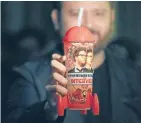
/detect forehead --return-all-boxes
[62,1,111,11]
[79,50,86,54]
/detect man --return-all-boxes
[68,47,87,73]
[7,1,141,123]
[86,49,94,73]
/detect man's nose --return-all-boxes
[81,12,93,30]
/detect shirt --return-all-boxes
[68,66,90,73]
[74,67,87,73]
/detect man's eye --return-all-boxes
[94,12,105,16]
[69,10,79,17]
[71,12,79,16]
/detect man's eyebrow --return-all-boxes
[68,8,108,13]
[92,8,108,12]
[68,8,79,12]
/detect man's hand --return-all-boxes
[45,53,68,96]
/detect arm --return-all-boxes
[6,53,68,123]
[6,78,65,123]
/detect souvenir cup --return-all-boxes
[57,8,99,116]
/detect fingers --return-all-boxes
[49,53,68,96]
[45,85,68,95]
[52,72,68,86]
[52,54,66,63]
[51,53,66,76]
[51,60,66,75]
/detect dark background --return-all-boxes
[1,1,141,123]
[2,2,141,64]
[1,2,141,42]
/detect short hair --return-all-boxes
[73,47,86,60]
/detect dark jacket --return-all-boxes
[6,38,141,123]
[68,67,92,73]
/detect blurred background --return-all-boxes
[1,1,141,123]
[2,2,141,63]
[1,2,141,64]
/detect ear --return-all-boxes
[51,9,59,30]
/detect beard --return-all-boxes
[89,28,112,54]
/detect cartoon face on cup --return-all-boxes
[86,49,93,71]
[75,50,87,66]
[68,45,94,73]
[70,47,87,72]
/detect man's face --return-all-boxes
[75,50,87,66]
[60,1,114,53]
[87,52,93,65]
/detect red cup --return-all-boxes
[63,26,96,110]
